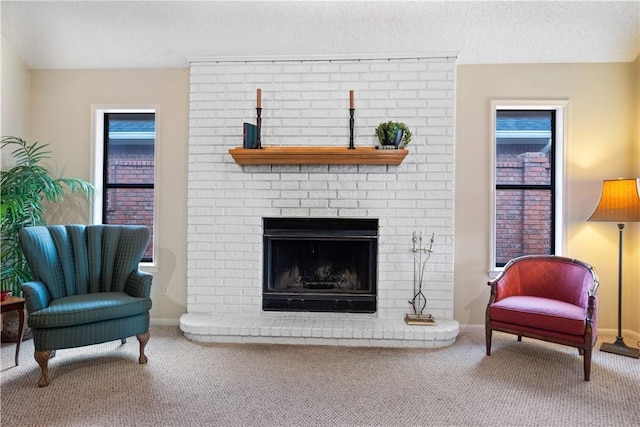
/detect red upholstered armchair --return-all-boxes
[485,255,599,381]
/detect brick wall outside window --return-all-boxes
[496,152,551,265]
[105,146,154,259]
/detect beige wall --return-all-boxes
[1,34,30,167]
[456,62,638,334]
[28,69,190,323]
[17,61,640,334]
[631,55,640,334]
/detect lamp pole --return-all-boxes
[599,223,639,358]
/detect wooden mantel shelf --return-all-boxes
[229,146,408,166]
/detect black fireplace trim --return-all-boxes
[264,217,378,235]
[263,294,376,313]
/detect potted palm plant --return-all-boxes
[1,136,94,340]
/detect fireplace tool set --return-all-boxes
[405,231,436,325]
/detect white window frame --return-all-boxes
[91,105,159,271]
[489,100,568,276]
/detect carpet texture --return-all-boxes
[1,326,639,426]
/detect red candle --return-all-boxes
[349,90,354,109]
[257,88,262,108]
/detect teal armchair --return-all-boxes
[19,224,152,387]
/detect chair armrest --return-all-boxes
[586,294,597,322]
[20,281,51,313]
[487,265,519,303]
[586,271,599,326]
[124,270,153,298]
[588,270,600,297]
[487,278,498,305]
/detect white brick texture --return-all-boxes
[182,55,458,346]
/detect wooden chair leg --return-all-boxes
[485,327,492,356]
[121,338,127,345]
[34,350,54,387]
[583,347,592,381]
[136,331,150,364]
[517,335,522,342]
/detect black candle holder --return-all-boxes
[348,108,355,149]
[256,107,262,149]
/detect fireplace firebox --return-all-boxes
[263,218,378,313]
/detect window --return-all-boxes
[92,109,156,262]
[491,102,566,270]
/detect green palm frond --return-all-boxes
[1,136,95,296]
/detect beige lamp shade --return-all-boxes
[587,178,640,223]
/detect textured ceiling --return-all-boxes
[2,1,639,69]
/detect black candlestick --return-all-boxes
[256,108,262,149]
[349,108,355,149]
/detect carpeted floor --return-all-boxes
[1,326,639,426]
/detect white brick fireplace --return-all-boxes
[180,54,459,347]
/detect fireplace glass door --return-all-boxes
[263,218,377,313]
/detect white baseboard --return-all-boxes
[597,328,640,346]
[150,318,180,327]
[627,329,640,344]
[459,324,484,334]
[460,324,640,349]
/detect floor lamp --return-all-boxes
[587,178,640,358]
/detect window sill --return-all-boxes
[488,269,502,280]
[139,262,158,274]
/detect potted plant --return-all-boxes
[1,136,95,301]
[375,121,412,148]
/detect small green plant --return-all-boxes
[375,121,412,148]
[1,136,95,296]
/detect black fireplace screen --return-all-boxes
[263,218,378,313]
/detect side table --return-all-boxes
[1,296,26,366]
